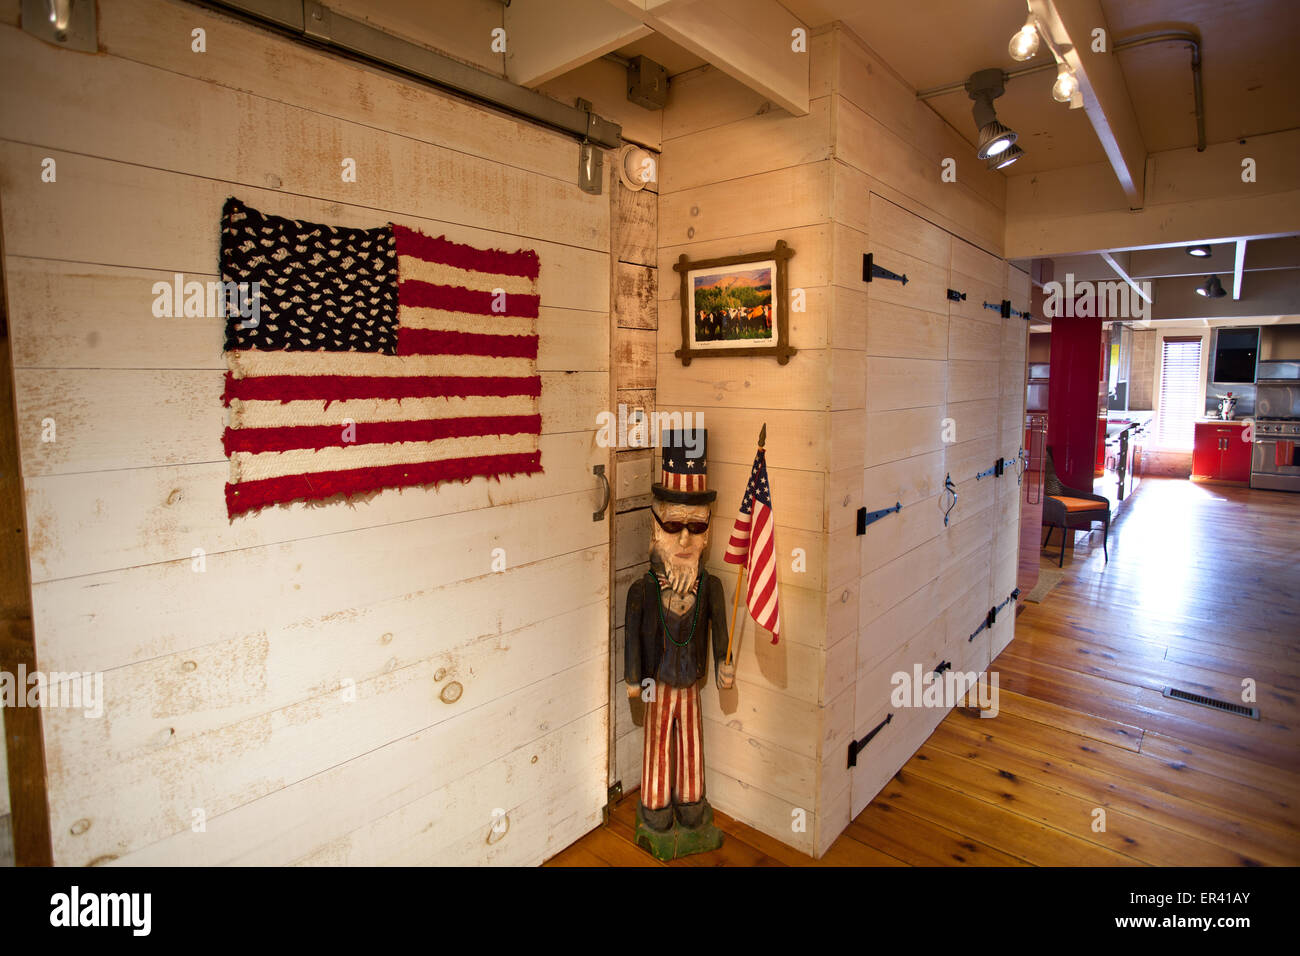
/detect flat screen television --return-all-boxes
[1212,328,1259,383]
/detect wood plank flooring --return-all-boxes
[547,477,1300,866]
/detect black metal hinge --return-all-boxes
[947,288,966,302]
[933,660,952,676]
[969,588,1021,641]
[847,713,893,768]
[863,253,908,285]
[857,501,901,534]
[975,458,1006,480]
[982,301,1002,315]
[1001,299,1012,319]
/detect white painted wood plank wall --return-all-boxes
[0,0,611,866]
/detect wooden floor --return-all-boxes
[548,477,1300,866]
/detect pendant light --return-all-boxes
[1051,64,1079,103]
[1008,15,1040,61]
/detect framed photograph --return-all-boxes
[673,240,796,365]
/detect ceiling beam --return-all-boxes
[505,0,652,88]
[1100,251,1153,306]
[605,0,810,115]
[1232,239,1247,301]
[1029,0,1147,207]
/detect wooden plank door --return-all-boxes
[0,1,612,866]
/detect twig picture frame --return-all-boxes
[673,240,796,365]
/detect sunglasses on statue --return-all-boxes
[651,509,711,536]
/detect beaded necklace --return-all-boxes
[646,571,702,647]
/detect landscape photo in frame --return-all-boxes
[673,240,796,365]
[687,260,776,350]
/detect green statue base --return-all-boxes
[634,800,724,861]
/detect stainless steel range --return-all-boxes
[1252,361,1300,491]
[1252,419,1300,491]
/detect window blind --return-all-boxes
[1156,338,1203,449]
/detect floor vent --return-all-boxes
[1162,686,1260,720]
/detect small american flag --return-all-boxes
[220,198,543,518]
[723,445,781,643]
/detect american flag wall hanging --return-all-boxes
[220,198,544,518]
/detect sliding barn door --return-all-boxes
[0,0,611,866]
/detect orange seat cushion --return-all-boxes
[1049,495,1107,513]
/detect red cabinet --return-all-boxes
[1192,422,1251,483]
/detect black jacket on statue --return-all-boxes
[625,567,728,690]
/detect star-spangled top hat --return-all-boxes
[652,428,716,505]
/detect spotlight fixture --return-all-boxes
[966,69,1020,161]
[1008,14,1040,61]
[978,120,1017,158]
[987,143,1025,170]
[1195,275,1227,298]
[1186,245,1212,257]
[1051,64,1079,103]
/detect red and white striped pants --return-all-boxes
[641,682,703,810]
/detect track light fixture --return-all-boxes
[1195,275,1227,298]
[1008,14,1040,61]
[1186,245,1212,257]
[1051,64,1079,103]
[987,143,1025,170]
[966,69,1020,162]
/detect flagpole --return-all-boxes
[724,423,765,668]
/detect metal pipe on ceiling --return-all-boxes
[915,29,1205,154]
[1112,30,1205,152]
[195,0,622,149]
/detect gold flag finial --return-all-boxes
[758,423,766,449]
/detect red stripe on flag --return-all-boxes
[222,370,542,405]
[398,279,540,318]
[392,224,540,280]
[397,328,538,359]
[223,414,542,455]
[226,450,543,517]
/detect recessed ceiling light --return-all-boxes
[1187,245,1212,257]
[1195,275,1227,298]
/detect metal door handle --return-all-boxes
[940,474,958,526]
[592,464,610,521]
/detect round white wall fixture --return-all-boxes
[618,144,658,191]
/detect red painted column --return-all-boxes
[1047,315,1103,492]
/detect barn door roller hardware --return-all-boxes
[21,0,96,50]
[975,458,1007,480]
[207,1,623,156]
[856,501,901,534]
[862,253,908,285]
[846,713,893,768]
[939,473,958,526]
[947,288,967,302]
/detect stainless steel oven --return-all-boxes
[1252,418,1300,492]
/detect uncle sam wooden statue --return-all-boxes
[624,428,734,860]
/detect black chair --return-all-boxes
[1041,447,1110,567]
